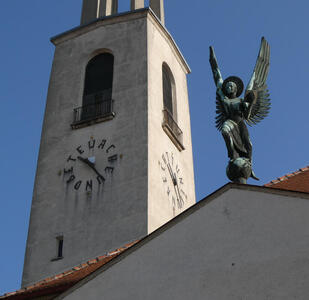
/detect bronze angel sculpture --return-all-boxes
[209,37,270,184]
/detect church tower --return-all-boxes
[22,0,195,286]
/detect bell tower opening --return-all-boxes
[81,53,114,122]
[81,0,164,25]
[162,63,176,119]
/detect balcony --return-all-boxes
[71,92,115,129]
[162,109,185,151]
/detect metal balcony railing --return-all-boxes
[162,108,184,149]
[72,91,114,128]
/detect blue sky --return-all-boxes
[1,0,309,295]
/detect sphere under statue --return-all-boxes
[226,158,252,184]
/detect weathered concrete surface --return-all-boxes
[131,0,144,10]
[23,13,148,287]
[58,187,309,300]
[23,9,195,287]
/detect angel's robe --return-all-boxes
[221,97,252,160]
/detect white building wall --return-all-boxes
[59,187,309,300]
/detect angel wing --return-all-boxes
[245,37,271,126]
[209,46,227,131]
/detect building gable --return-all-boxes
[55,184,309,300]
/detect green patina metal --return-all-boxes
[209,37,271,184]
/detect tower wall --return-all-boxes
[23,12,149,287]
[147,16,195,232]
[22,8,195,287]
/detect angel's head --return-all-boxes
[222,76,244,98]
[225,82,237,97]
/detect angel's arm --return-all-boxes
[209,47,224,98]
[210,47,228,130]
[243,91,257,119]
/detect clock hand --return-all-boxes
[172,172,184,208]
[175,183,184,208]
[173,183,184,209]
[77,156,105,180]
[173,184,182,209]
[78,156,94,167]
[167,162,177,185]
[166,162,173,177]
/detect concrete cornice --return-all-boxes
[50,8,191,74]
[51,8,149,45]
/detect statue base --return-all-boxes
[226,157,252,184]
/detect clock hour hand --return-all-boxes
[77,156,105,180]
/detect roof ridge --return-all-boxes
[264,165,309,187]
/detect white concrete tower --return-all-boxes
[22,0,195,287]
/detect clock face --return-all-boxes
[63,137,118,193]
[158,152,188,215]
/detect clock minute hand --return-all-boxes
[172,172,184,208]
[172,183,182,209]
[167,162,177,185]
[175,181,184,208]
[78,156,94,167]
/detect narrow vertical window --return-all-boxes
[162,64,174,116]
[162,63,184,151]
[51,236,64,261]
[57,236,64,258]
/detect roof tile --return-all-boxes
[265,165,309,193]
[0,241,138,300]
[88,259,97,265]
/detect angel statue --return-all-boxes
[209,37,270,184]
